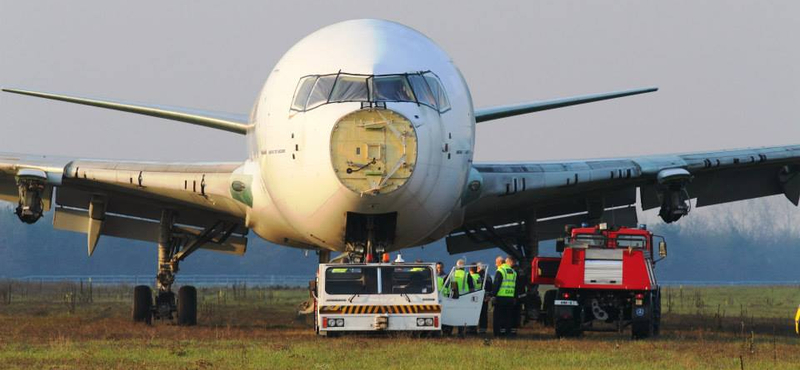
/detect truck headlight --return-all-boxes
[417,318,426,326]
[336,318,344,327]
[425,318,433,326]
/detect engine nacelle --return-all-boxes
[15,169,48,224]
[656,168,692,223]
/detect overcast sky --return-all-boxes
[2,1,800,233]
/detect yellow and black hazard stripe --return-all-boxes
[319,304,441,314]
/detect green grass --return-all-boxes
[0,282,799,369]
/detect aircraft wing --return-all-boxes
[0,152,252,256]
[452,144,800,253]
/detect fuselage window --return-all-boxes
[290,71,449,113]
[330,75,369,102]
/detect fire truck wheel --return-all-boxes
[542,290,557,326]
[631,319,653,339]
[653,290,662,336]
[132,285,152,324]
[555,318,581,338]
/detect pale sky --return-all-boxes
[2,1,800,234]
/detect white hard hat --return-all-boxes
[394,253,405,263]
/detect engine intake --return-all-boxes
[656,168,692,223]
[15,169,48,224]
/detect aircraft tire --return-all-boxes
[177,286,197,326]
[132,285,152,324]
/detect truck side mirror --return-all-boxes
[556,238,565,253]
[658,241,667,258]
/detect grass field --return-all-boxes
[0,282,799,369]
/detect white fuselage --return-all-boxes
[242,20,475,252]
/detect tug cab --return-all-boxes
[312,259,484,336]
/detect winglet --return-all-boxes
[474,87,658,123]
[2,88,253,135]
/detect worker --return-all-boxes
[435,262,449,296]
[469,266,481,291]
[492,255,517,337]
[453,259,475,295]
[477,262,491,334]
[507,257,521,337]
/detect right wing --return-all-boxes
[449,144,800,255]
[0,152,253,256]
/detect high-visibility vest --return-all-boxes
[410,267,424,272]
[331,268,348,273]
[437,275,449,296]
[470,272,481,290]
[497,264,517,298]
[454,269,469,294]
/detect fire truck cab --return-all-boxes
[532,224,667,339]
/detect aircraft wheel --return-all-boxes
[132,285,153,324]
[177,286,197,326]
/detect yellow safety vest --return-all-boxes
[454,269,469,294]
[470,272,481,290]
[437,275,449,296]
[497,264,517,298]
[795,304,800,335]
[331,268,348,273]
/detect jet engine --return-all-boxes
[15,169,48,224]
[656,168,692,223]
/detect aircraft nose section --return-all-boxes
[330,109,418,196]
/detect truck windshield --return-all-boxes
[324,267,379,295]
[572,234,648,249]
[380,266,434,294]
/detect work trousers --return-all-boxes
[493,297,515,337]
[479,300,489,333]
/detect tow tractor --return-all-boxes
[532,224,667,339]
[310,257,484,336]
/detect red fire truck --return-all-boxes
[532,224,667,339]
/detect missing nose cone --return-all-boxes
[330,109,418,195]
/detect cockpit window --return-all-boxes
[407,74,436,108]
[306,75,337,110]
[290,71,450,113]
[424,75,450,112]
[291,76,316,111]
[373,75,415,102]
[330,75,369,102]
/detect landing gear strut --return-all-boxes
[132,210,236,325]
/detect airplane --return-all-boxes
[2,19,799,324]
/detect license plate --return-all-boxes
[554,300,578,306]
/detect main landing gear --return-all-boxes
[132,210,235,326]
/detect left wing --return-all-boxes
[0,153,252,256]
[450,145,800,254]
